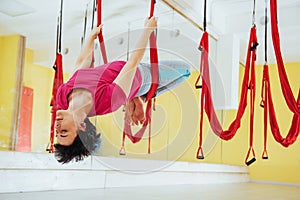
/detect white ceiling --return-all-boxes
[0,0,299,73]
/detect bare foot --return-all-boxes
[124,100,135,124]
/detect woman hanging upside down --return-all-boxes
[54,16,190,163]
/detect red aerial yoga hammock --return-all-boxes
[261,65,300,149]
[260,0,300,157]
[119,0,158,155]
[195,0,258,165]
[269,0,300,115]
[47,0,64,153]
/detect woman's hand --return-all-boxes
[144,16,157,32]
[90,24,103,40]
[124,97,145,126]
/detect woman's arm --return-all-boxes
[74,25,103,70]
[113,17,157,98]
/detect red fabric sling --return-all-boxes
[258,0,300,156]
[97,0,108,64]
[269,0,300,115]
[260,3,269,160]
[261,65,269,159]
[47,0,64,153]
[120,0,158,155]
[48,54,64,153]
[261,65,300,148]
[145,2,159,102]
[195,27,258,165]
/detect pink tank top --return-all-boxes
[56,61,142,116]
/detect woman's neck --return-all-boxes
[67,89,93,120]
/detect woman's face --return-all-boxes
[55,110,79,146]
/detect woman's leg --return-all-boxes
[135,60,190,97]
[156,60,190,96]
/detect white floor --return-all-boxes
[1,183,300,200]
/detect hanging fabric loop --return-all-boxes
[121,96,154,155]
[245,25,258,166]
[196,146,204,159]
[195,30,208,159]
[120,0,158,155]
[261,65,269,159]
[145,0,159,102]
[256,0,300,155]
[261,1,300,148]
[194,2,259,165]
[270,0,300,115]
[47,0,64,153]
[194,31,208,90]
[261,1,269,160]
[264,67,300,147]
[245,146,256,166]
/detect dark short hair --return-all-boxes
[54,118,101,164]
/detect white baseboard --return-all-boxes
[250,180,300,187]
[0,151,249,193]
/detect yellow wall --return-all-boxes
[0,35,20,150]
[247,63,300,183]
[0,35,69,152]
[23,49,52,152]
[23,49,70,152]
